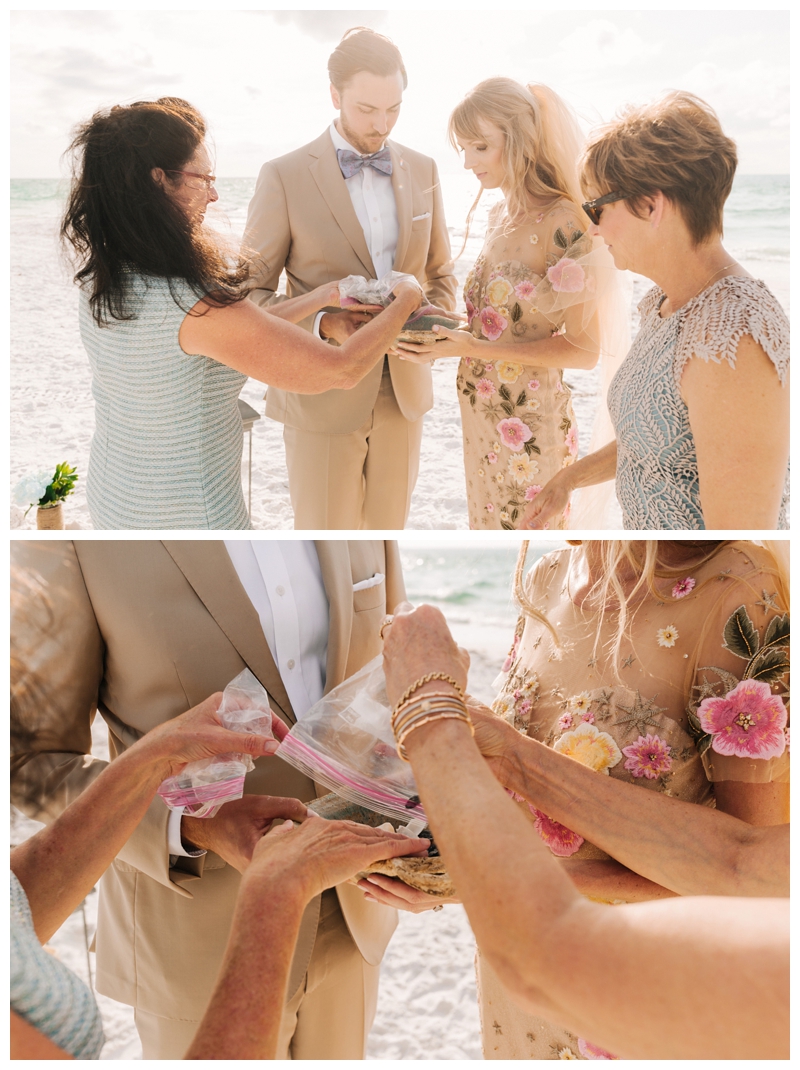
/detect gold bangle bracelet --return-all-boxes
[391,692,466,731]
[393,703,468,740]
[397,710,474,762]
[396,672,465,709]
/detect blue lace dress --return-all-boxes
[607,276,789,529]
[11,871,105,1058]
[80,272,250,530]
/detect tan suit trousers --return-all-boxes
[134,891,379,1059]
[284,362,423,530]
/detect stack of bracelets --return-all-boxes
[391,672,474,762]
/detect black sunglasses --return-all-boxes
[581,191,625,225]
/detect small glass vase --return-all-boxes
[36,502,64,530]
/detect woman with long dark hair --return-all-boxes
[61,98,422,529]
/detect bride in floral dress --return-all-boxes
[396,80,625,529]
[476,539,789,1058]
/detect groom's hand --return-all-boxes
[320,308,376,343]
[357,873,460,912]
[181,794,309,874]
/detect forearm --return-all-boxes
[187,876,309,1059]
[560,857,677,902]
[506,737,785,897]
[404,721,582,1008]
[560,440,617,489]
[265,288,331,325]
[10,747,165,941]
[469,332,599,370]
[334,293,420,387]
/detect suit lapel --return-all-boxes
[309,131,375,277]
[162,541,296,726]
[314,541,353,692]
[390,141,413,270]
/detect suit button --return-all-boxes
[287,659,296,670]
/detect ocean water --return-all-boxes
[9,175,788,530]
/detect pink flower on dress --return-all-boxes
[485,502,495,513]
[480,306,508,341]
[578,710,595,725]
[527,378,540,391]
[465,297,477,323]
[532,809,584,857]
[622,733,673,779]
[535,212,545,223]
[525,485,543,501]
[475,377,496,398]
[565,425,578,456]
[672,576,696,599]
[555,380,564,392]
[698,680,788,759]
[485,363,494,371]
[487,451,498,464]
[518,699,533,717]
[506,788,526,803]
[558,712,573,732]
[546,257,586,293]
[502,635,520,672]
[785,727,790,753]
[497,417,533,452]
[514,279,536,301]
[578,1038,619,1060]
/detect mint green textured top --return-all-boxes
[80,273,249,529]
[11,871,105,1059]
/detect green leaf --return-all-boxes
[552,227,568,249]
[571,229,584,245]
[516,391,527,407]
[685,706,703,736]
[559,417,572,434]
[696,733,713,757]
[501,402,515,417]
[763,613,790,650]
[722,605,759,660]
[746,647,790,684]
[511,302,522,323]
[500,519,515,531]
[510,507,519,522]
[498,384,512,402]
[523,439,541,456]
[469,394,476,408]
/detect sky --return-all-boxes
[11,7,790,178]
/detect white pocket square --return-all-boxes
[412,212,431,221]
[352,572,385,591]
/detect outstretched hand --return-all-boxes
[393,324,476,362]
[244,816,428,900]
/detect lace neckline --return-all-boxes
[654,274,757,322]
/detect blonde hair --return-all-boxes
[449,78,588,250]
[513,540,788,678]
[580,91,737,245]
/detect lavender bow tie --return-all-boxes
[337,147,393,179]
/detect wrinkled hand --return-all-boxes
[357,873,459,912]
[140,693,282,778]
[243,816,428,900]
[382,602,469,708]
[467,698,518,784]
[320,308,379,343]
[394,324,476,362]
[521,470,573,530]
[181,794,309,873]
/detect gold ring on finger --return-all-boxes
[379,615,394,640]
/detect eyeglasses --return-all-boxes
[168,170,217,191]
[581,191,625,226]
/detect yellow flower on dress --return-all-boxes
[496,361,524,384]
[500,510,510,522]
[558,1048,577,1059]
[478,468,485,477]
[656,625,679,648]
[569,691,592,713]
[525,397,541,413]
[486,277,514,308]
[495,472,505,484]
[553,721,622,774]
[507,453,539,485]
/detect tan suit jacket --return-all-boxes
[11,540,405,1021]
[243,129,457,433]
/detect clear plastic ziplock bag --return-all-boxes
[276,656,425,824]
[157,668,274,818]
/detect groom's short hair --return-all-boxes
[328,27,407,91]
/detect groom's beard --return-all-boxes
[337,116,388,157]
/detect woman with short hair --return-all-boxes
[524,91,789,530]
[61,98,423,529]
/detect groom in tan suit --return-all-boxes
[11,540,405,1059]
[244,27,457,529]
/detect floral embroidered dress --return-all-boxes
[608,276,790,530]
[479,543,789,1060]
[458,201,602,530]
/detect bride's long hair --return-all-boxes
[513,540,789,676]
[448,78,589,245]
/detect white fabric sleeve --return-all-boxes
[168,806,206,859]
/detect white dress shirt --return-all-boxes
[168,541,330,858]
[313,121,400,338]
